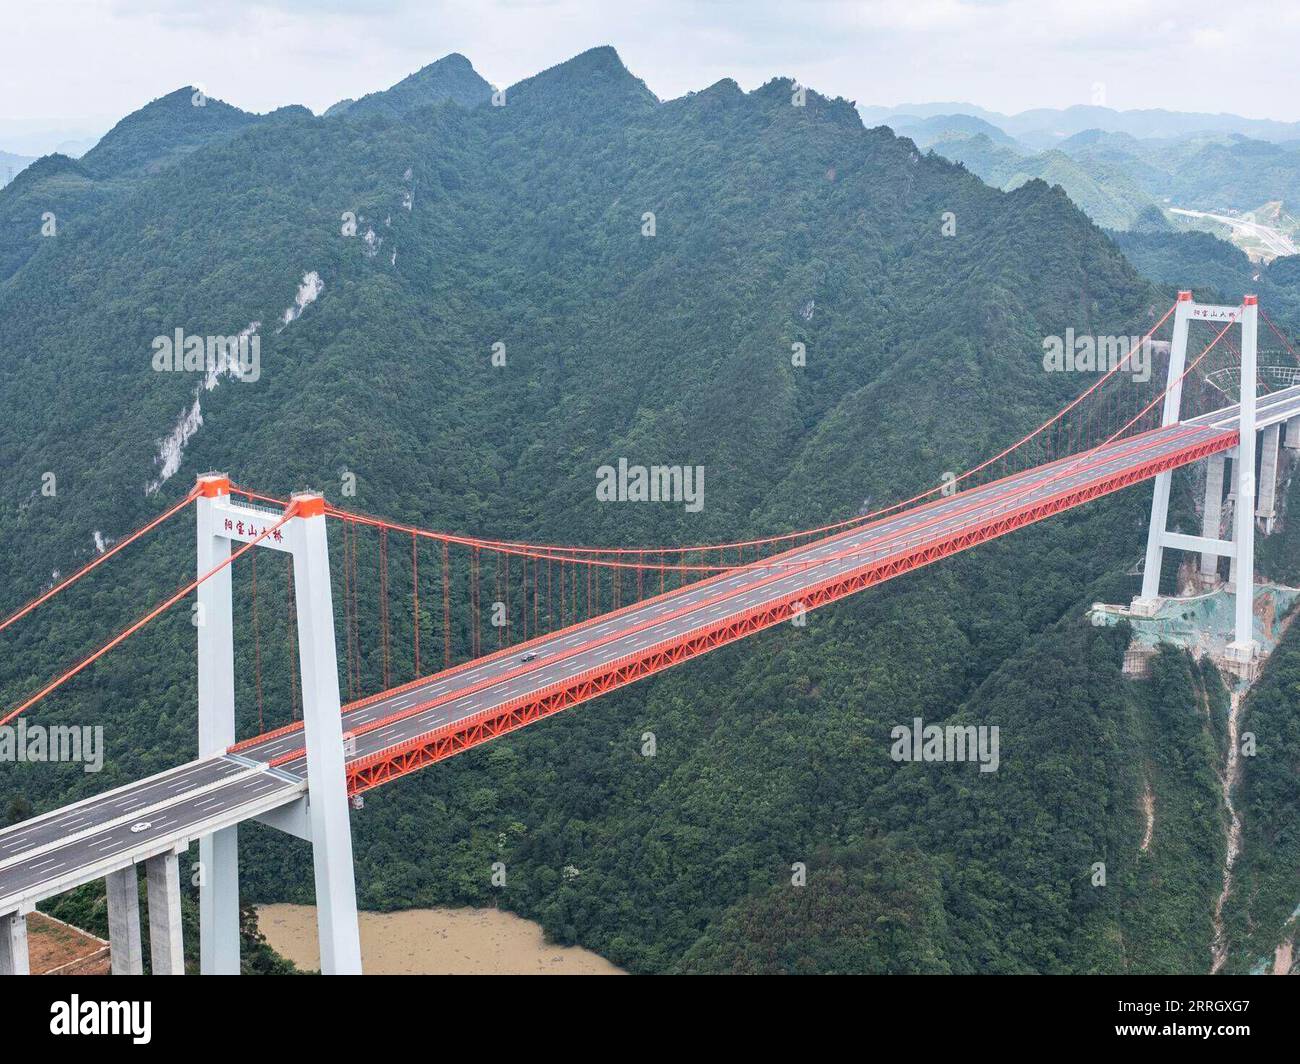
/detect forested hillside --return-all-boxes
[0,89,306,283]
[0,46,1289,973]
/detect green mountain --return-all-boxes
[325,53,493,119]
[0,47,1285,974]
[0,153,103,280]
[0,92,308,284]
[1112,228,1300,321]
[885,113,1024,152]
[79,88,267,178]
[916,117,1300,240]
[929,133,1162,229]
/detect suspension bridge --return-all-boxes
[1,292,1298,974]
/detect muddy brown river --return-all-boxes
[257,904,625,975]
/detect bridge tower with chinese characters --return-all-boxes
[194,473,362,975]
[1131,292,1295,677]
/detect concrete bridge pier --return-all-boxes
[192,474,361,975]
[106,865,143,975]
[1225,297,1259,667]
[1257,423,1281,535]
[146,851,185,974]
[290,492,363,975]
[1199,453,1227,587]
[1135,291,1193,614]
[106,852,186,975]
[1285,416,1300,450]
[0,910,29,975]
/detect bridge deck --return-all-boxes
[1189,382,1300,432]
[0,418,1242,913]
[0,761,303,914]
[242,421,1235,790]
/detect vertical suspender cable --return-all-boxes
[379,526,390,689]
[411,531,420,679]
[252,550,264,731]
[442,541,452,669]
[287,553,300,720]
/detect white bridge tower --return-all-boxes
[195,473,362,975]
[1133,292,1262,671]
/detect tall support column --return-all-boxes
[1257,422,1281,534]
[290,493,362,975]
[195,472,239,975]
[1285,416,1300,450]
[0,911,29,975]
[1225,451,1239,588]
[1229,298,1259,661]
[1137,291,1194,608]
[1199,453,1227,585]
[106,865,143,975]
[146,851,185,975]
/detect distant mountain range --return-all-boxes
[859,102,1300,147]
[867,105,1300,248]
[0,149,36,188]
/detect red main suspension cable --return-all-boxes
[343,304,1182,561]
[1,503,297,728]
[1261,309,1300,367]
[228,308,1176,568]
[0,488,197,636]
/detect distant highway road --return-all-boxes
[1169,206,1298,259]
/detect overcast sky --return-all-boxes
[4,0,1300,153]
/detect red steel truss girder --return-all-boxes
[232,478,789,757]
[269,426,1200,769]
[237,425,1204,764]
[345,429,1235,794]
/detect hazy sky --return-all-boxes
[4,0,1300,152]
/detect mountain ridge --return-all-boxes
[326,53,493,119]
